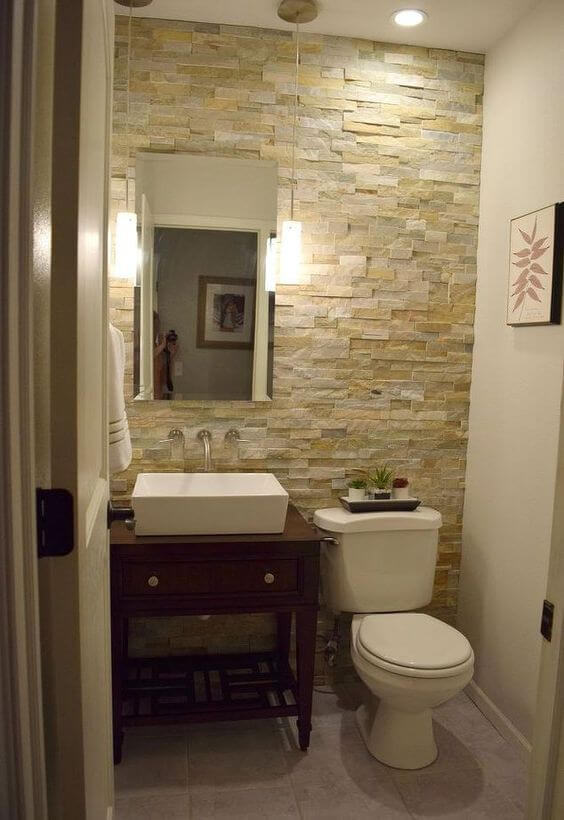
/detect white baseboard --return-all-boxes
[466,681,532,763]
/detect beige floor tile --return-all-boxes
[479,747,529,813]
[115,733,188,797]
[114,690,529,819]
[188,722,290,794]
[188,718,279,734]
[389,722,484,784]
[283,717,410,818]
[485,768,528,814]
[295,780,411,820]
[188,723,280,758]
[190,785,300,819]
[394,767,523,819]
[188,722,290,793]
[434,692,528,811]
[124,724,188,737]
[189,751,290,794]
[115,793,191,820]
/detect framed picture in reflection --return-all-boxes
[197,276,256,349]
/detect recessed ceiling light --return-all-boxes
[392,9,428,27]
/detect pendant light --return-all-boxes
[277,0,318,285]
[114,0,153,279]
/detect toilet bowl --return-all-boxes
[313,506,474,770]
[351,613,474,769]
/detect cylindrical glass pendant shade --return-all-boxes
[279,220,302,285]
[114,211,138,280]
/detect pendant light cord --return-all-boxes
[290,21,300,221]
[125,0,133,210]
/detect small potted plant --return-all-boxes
[348,478,367,502]
[392,477,410,500]
[369,466,393,499]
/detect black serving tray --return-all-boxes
[339,496,422,513]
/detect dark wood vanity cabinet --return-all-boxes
[110,506,320,763]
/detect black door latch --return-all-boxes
[541,599,555,642]
[36,488,74,558]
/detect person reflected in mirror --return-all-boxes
[153,312,178,400]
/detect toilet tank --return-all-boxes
[313,507,442,614]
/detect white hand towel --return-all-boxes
[108,323,132,474]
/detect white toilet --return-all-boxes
[314,506,474,770]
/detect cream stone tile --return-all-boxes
[111,14,483,665]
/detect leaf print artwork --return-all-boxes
[507,202,563,327]
[510,216,551,320]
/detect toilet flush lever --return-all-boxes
[320,536,339,545]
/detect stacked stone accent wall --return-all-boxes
[110,16,483,670]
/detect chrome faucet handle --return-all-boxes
[157,428,185,446]
[225,428,251,444]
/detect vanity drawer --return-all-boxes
[121,558,300,598]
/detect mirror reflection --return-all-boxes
[132,154,277,402]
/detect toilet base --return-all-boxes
[356,700,438,770]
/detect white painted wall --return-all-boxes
[458,0,564,742]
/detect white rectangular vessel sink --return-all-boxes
[131,472,289,536]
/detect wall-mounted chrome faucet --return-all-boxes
[197,429,213,472]
[224,429,251,445]
[158,428,185,460]
[167,428,185,446]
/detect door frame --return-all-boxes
[0,0,49,817]
[527,366,564,818]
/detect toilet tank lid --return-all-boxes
[313,506,442,533]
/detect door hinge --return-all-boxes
[36,488,74,558]
[541,599,555,642]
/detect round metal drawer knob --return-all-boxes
[147,575,159,587]
[264,572,275,585]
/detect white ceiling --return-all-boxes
[119,0,538,53]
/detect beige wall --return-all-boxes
[459,0,564,742]
[110,16,484,660]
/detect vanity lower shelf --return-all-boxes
[121,651,298,725]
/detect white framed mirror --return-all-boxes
[133,153,277,402]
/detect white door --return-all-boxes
[1,0,51,816]
[139,193,155,398]
[527,371,564,819]
[38,0,115,817]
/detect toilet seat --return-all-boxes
[355,613,474,679]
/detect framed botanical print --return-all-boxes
[507,203,564,326]
[197,276,256,349]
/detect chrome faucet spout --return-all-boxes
[197,429,213,472]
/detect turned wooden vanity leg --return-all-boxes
[295,607,317,752]
[276,611,292,669]
[111,614,126,764]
